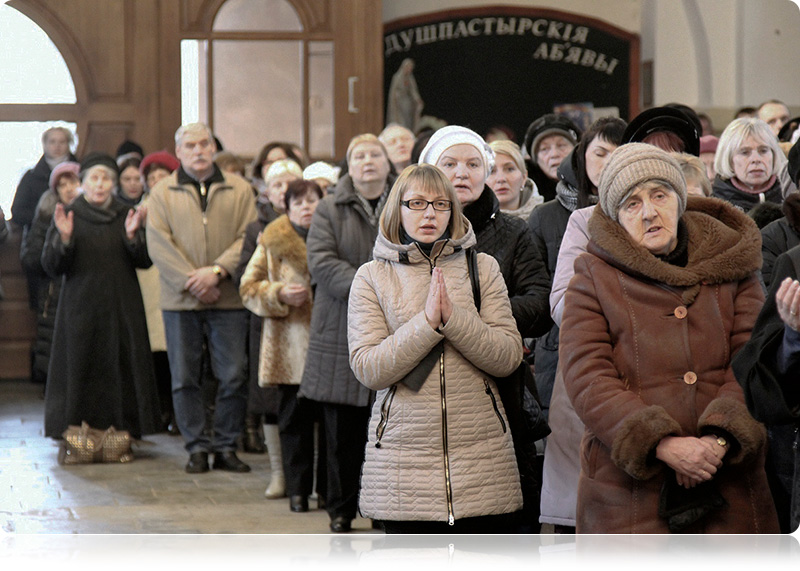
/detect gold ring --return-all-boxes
[792,311,798,317]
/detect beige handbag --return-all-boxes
[58,421,134,465]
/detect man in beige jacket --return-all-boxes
[146,123,257,474]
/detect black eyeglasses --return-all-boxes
[401,199,452,211]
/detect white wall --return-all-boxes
[382,0,800,121]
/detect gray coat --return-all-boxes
[299,174,394,407]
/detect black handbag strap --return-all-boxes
[466,247,481,313]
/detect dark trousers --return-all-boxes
[380,511,522,534]
[314,400,370,521]
[278,385,327,498]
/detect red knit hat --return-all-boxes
[140,150,180,177]
[699,135,719,155]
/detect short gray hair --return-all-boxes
[175,122,215,147]
[714,117,786,180]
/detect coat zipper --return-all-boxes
[418,240,455,525]
[439,348,455,525]
[484,380,507,433]
[375,385,397,448]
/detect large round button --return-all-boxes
[674,306,688,319]
[684,371,697,385]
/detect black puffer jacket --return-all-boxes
[11,154,79,229]
[712,175,783,213]
[463,186,551,338]
[19,191,62,383]
[761,193,800,289]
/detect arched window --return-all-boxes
[181,0,334,162]
[0,4,78,219]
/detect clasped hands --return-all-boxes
[278,283,310,307]
[185,266,222,304]
[424,267,453,330]
[655,435,728,489]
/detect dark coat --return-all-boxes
[11,154,78,229]
[712,174,783,213]
[760,193,800,289]
[19,191,62,383]
[527,193,572,415]
[463,186,551,339]
[41,195,160,439]
[561,196,779,533]
[299,173,394,407]
[233,201,280,418]
[732,245,800,533]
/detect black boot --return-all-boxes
[243,413,266,453]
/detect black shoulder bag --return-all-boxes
[466,247,550,515]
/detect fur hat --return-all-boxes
[623,106,701,156]
[598,143,687,221]
[139,151,180,177]
[80,152,119,179]
[523,114,581,159]
[418,125,495,173]
[49,161,81,193]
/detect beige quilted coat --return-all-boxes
[348,224,524,523]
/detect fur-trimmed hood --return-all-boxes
[258,214,308,275]
[587,195,762,291]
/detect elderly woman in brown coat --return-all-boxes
[348,164,523,533]
[560,143,779,533]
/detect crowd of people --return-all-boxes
[4,96,800,534]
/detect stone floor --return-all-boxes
[2,379,797,568]
[0,379,372,535]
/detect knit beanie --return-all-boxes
[49,161,81,192]
[699,135,719,155]
[80,152,119,180]
[139,150,180,177]
[598,143,687,221]
[418,125,495,173]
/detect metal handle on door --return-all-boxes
[348,76,359,113]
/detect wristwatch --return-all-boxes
[715,435,728,448]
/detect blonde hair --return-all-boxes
[672,152,712,196]
[380,164,468,245]
[488,140,528,177]
[346,133,390,164]
[714,117,786,180]
[264,158,303,183]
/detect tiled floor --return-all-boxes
[0,379,375,534]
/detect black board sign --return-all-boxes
[384,7,639,143]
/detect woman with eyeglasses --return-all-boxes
[348,164,523,533]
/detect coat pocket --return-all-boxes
[484,379,507,434]
[375,385,397,448]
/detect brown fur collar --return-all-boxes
[588,196,762,288]
[259,214,308,275]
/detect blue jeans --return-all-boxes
[163,309,248,454]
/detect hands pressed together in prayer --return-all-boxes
[656,434,728,489]
[776,276,800,332]
[425,267,453,330]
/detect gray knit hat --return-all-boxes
[598,143,687,221]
